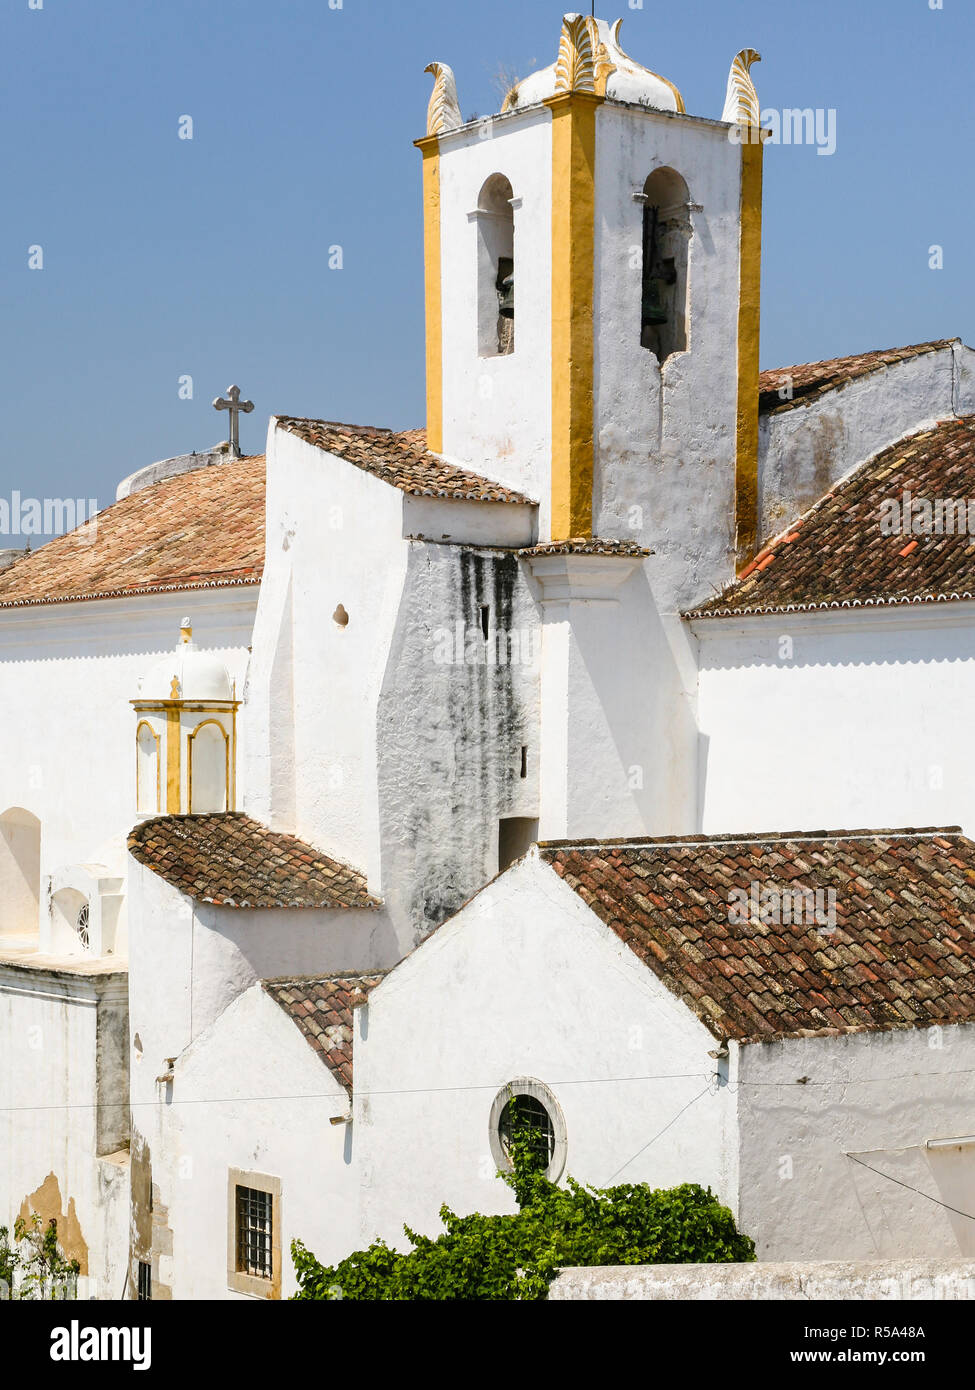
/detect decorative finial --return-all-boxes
[424,62,462,136]
[212,385,254,459]
[180,617,193,645]
[722,49,762,126]
[553,13,615,97]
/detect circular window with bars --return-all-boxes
[76,902,90,951]
[489,1079,567,1182]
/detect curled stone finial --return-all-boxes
[722,49,762,126]
[553,14,618,99]
[424,62,462,136]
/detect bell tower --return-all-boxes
[418,17,765,604]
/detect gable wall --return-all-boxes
[354,855,738,1251]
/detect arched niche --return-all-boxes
[640,166,691,363]
[474,173,516,358]
[188,720,230,814]
[0,807,41,938]
[136,721,161,817]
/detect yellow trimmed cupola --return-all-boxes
[132,619,239,817]
[418,15,765,594]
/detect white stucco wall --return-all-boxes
[244,425,409,892]
[593,107,741,613]
[694,606,975,837]
[531,562,700,840]
[354,852,737,1251]
[757,345,966,543]
[736,1026,975,1261]
[154,984,355,1299]
[0,959,129,1299]
[437,107,553,515]
[0,588,256,942]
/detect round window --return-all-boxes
[76,903,90,950]
[489,1078,567,1182]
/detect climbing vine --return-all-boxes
[292,1116,754,1300]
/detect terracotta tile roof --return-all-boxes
[275,418,534,504]
[262,973,385,1091]
[541,828,975,1043]
[520,538,652,557]
[689,417,975,618]
[759,340,958,416]
[127,813,380,910]
[0,456,265,610]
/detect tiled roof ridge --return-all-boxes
[262,969,388,987]
[539,826,961,852]
[520,537,653,557]
[759,339,960,416]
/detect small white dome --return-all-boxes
[138,621,233,703]
[503,17,684,116]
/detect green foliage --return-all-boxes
[292,1134,755,1300]
[0,1215,81,1300]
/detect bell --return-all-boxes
[498,274,515,319]
[642,276,668,328]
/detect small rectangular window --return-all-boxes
[236,1185,273,1279]
[227,1168,281,1298]
[137,1261,152,1302]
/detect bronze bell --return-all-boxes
[497,257,514,319]
[642,276,668,328]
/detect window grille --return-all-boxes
[137,1261,152,1301]
[498,1094,555,1172]
[76,903,90,950]
[236,1185,273,1279]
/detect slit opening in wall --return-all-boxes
[520,746,528,780]
[480,606,490,641]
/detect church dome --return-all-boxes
[138,620,234,703]
[501,17,684,116]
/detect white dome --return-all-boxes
[503,17,684,116]
[138,622,233,703]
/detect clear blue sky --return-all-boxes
[1,0,972,511]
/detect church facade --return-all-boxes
[4,15,975,1299]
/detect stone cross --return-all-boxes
[212,385,254,458]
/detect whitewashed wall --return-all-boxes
[736,1025,975,1260]
[0,960,129,1298]
[593,107,741,613]
[437,108,553,516]
[0,589,256,941]
[155,984,355,1299]
[354,852,737,1250]
[694,606,975,837]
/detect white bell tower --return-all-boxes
[419,17,766,603]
